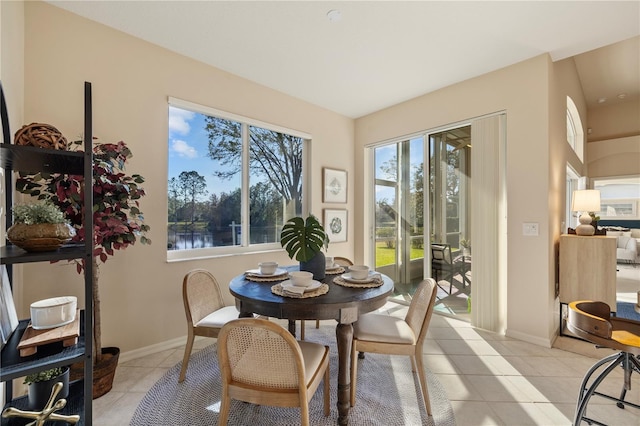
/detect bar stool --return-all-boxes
[567,300,640,425]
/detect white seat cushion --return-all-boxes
[196,305,238,327]
[298,341,328,385]
[353,313,416,344]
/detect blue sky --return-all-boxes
[168,106,238,197]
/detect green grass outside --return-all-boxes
[375,242,424,268]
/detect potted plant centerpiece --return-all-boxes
[7,202,75,252]
[16,140,151,398]
[24,366,69,409]
[280,214,329,280]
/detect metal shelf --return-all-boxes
[0,313,86,382]
[0,244,86,265]
[0,144,84,175]
[1,380,86,426]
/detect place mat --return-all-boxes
[325,266,346,275]
[333,275,384,288]
[245,272,289,282]
[271,283,329,298]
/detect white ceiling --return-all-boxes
[47,1,640,118]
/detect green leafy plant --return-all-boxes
[460,238,471,249]
[23,367,64,385]
[11,202,67,225]
[280,214,328,262]
[15,140,151,363]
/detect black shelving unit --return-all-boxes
[0,82,94,425]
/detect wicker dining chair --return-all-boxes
[301,256,355,339]
[217,318,330,426]
[178,269,239,383]
[350,278,437,414]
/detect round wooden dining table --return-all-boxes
[229,266,394,425]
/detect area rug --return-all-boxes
[130,324,455,426]
[617,301,640,322]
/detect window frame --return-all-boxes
[167,97,311,262]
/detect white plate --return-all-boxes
[341,273,375,283]
[326,263,342,271]
[280,279,322,292]
[246,268,288,277]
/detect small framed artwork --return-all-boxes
[0,266,19,349]
[324,209,348,243]
[323,168,348,203]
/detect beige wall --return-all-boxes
[587,101,640,143]
[355,54,579,346]
[587,135,640,178]
[10,1,355,355]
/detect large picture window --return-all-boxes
[167,98,307,259]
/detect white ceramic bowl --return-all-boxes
[30,296,77,330]
[325,256,334,268]
[289,271,314,287]
[258,261,278,275]
[349,265,370,280]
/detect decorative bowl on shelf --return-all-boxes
[7,222,75,252]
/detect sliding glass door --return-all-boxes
[373,137,425,299]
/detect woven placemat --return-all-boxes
[333,275,384,288]
[245,273,289,282]
[325,266,346,275]
[271,283,329,298]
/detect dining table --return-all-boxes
[229,265,394,425]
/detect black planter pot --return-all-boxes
[300,251,326,280]
[28,367,69,410]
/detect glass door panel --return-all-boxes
[374,138,424,300]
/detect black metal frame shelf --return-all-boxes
[1,380,86,426]
[1,81,94,425]
[0,313,86,382]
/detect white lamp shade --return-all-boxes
[571,189,601,212]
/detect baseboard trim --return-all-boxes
[118,335,202,364]
[505,328,552,348]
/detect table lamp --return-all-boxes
[571,189,601,236]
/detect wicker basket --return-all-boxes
[14,122,68,150]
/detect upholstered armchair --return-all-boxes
[616,235,638,264]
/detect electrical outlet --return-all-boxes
[523,222,539,236]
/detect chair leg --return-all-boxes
[316,319,320,329]
[218,390,230,426]
[300,397,310,426]
[350,341,358,407]
[300,320,306,340]
[414,351,432,416]
[178,330,195,383]
[574,352,625,425]
[323,360,330,416]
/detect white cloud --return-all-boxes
[169,106,196,136]
[171,139,198,158]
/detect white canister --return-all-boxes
[30,296,77,330]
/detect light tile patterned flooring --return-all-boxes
[93,301,640,426]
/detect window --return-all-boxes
[566,96,584,162]
[167,98,308,260]
[593,176,640,220]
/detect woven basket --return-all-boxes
[14,122,68,150]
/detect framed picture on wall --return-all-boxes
[324,209,348,243]
[323,168,348,203]
[0,266,19,349]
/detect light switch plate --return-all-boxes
[523,222,539,236]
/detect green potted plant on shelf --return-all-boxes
[280,214,329,280]
[24,366,69,410]
[7,202,75,252]
[16,139,151,398]
[460,238,471,256]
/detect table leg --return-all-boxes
[336,322,353,425]
[288,319,297,337]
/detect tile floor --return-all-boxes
[92,301,640,426]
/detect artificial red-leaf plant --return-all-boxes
[16,140,151,363]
